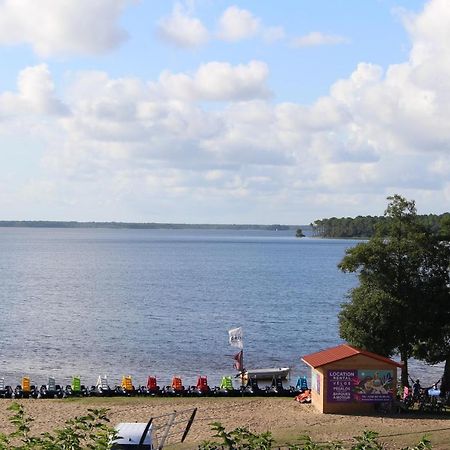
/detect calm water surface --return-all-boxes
[0,228,441,387]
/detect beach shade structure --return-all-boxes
[112,408,197,450]
[0,378,13,399]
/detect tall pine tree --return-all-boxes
[338,195,450,388]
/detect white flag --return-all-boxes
[228,327,243,349]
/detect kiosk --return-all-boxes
[302,344,402,414]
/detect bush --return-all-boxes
[0,402,117,449]
[199,423,432,450]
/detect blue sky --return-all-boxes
[1,0,449,223]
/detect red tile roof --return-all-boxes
[301,343,403,368]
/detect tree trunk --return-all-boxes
[400,352,409,387]
[440,356,450,397]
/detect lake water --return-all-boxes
[0,228,442,388]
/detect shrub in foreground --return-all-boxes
[199,422,432,450]
[0,402,117,449]
[0,405,433,449]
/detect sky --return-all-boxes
[1,0,449,224]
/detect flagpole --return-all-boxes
[228,327,245,392]
[241,349,245,394]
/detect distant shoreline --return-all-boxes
[0,220,303,231]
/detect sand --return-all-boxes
[0,397,449,449]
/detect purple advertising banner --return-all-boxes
[327,369,394,403]
[353,370,394,402]
[327,370,357,403]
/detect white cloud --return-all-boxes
[217,6,261,42]
[2,0,450,221]
[156,4,286,47]
[0,0,132,57]
[292,31,349,48]
[401,0,450,66]
[153,60,270,101]
[262,26,286,43]
[157,3,209,48]
[0,64,67,117]
[429,156,450,176]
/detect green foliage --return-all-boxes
[296,228,305,238]
[199,422,274,450]
[400,436,433,450]
[311,207,450,240]
[199,423,432,449]
[0,402,117,450]
[339,285,399,357]
[438,213,450,240]
[288,434,344,449]
[311,216,383,238]
[338,195,450,387]
[0,221,291,232]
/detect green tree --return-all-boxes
[412,237,450,395]
[439,213,450,240]
[414,323,450,396]
[296,228,305,238]
[310,212,449,239]
[338,195,450,387]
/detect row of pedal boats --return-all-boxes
[0,373,309,399]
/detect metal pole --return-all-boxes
[158,411,176,450]
[241,349,245,394]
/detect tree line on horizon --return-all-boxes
[0,220,292,231]
[311,212,450,239]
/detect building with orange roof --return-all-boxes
[301,343,403,414]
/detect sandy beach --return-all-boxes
[0,397,449,449]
